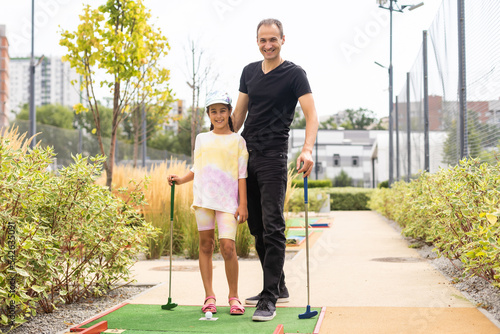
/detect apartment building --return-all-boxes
[9,56,80,114]
[0,25,9,127]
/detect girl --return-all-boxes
[168,90,248,315]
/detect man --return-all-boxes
[232,18,318,321]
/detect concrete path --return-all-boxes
[126,211,500,333]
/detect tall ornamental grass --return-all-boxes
[110,162,300,259]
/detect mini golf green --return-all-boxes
[80,304,321,333]
[286,217,319,228]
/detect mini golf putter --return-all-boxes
[298,175,318,319]
[161,181,178,310]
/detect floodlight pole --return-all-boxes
[458,0,467,159]
[378,0,423,186]
[389,0,394,187]
[29,0,35,149]
[142,98,146,168]
[141,65,147,168]
[377,0,396,187]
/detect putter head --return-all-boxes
[298,305,318,319]
[161,297,178,310]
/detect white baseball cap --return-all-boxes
[205,90,232,108]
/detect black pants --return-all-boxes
[246,149,288,304]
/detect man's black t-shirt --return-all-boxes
[239,60,312,152]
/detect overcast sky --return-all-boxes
[1,0,443,120]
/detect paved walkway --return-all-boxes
[126,211,500,333]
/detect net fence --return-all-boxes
[394,0,500,181]
[11,120,191,169]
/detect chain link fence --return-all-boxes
[12,120,191,169]
[394,0,500,181]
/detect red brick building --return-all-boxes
[396,95,499,131]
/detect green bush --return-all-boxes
[291,179,332,188]
[328,187,373,210]
[369,158,500,287]
[288,187,374,211]
[0,137,157,327]
[333,170,352,187]
[288,188,329,213]
[378,180,389,188]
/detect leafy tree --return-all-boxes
[343,108,377,130]
[290,109,306,129]
[16,103,74,129]
[60,0,173,189]
[148,108,206,157]
[372,119,387,130]
[467,110,482,159]
[319,115,338,130]
[333,169,352,187]
[75,103,114,138]
[121,101,175,167]
[340,119,354,130]
[15,104,80,165]
[442,109,495,165]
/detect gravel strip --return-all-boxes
[0,285,152,334]
[385,215,500,324]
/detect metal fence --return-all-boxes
[12,120,191,169]
[394,0,500,181]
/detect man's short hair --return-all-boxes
[257,18,283,38]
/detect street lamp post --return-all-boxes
[29,0,35,149]
[378,0,423,186]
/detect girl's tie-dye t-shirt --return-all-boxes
[190,131,249,214]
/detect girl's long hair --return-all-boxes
[206,105,235,132]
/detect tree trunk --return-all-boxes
[107,80,121,190]
[132,106,140,168]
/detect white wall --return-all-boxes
[289,129,448,187]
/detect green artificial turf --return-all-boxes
[286,229,308,238]
[82,304,320,333]
[286,217,318,228]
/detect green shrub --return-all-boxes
[289,187,374,211]
[369,158,500,287]
[333,170,352,187]
[288,188,329,213]
[292,179,332,188]
[0,133,157,327]
[378,180,389,188]
[328,187,373,210]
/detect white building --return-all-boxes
[0,25,9,128]
[289,129,449,187]
[9,56,80,115]
[163,99,184,134]
[488,99,500,125]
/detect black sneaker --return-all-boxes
[245,287,290,305]
[252,298,276,321]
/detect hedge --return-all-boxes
[368,158,500,287]
[288,187,374,211]
[327,187,373,210]
[291,179,332,188]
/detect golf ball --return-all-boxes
[205,311,212,319]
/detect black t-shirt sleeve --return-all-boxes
[239,66,248,94]
[292,66,312,99]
